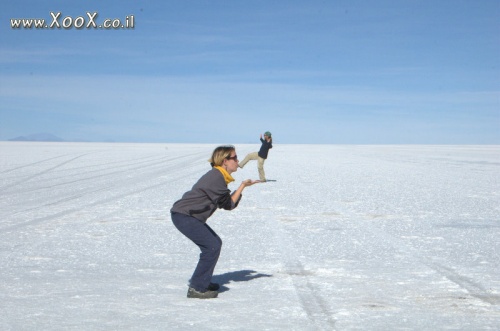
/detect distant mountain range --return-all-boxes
[8,133,65,142]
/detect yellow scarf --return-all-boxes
[214,166,235,184]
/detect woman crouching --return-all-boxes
[170,145,260,299]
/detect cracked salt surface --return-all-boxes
[0,142,499,330]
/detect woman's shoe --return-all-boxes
[187,287,218,299]
[207,282,220,291]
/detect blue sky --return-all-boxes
[1,0,499,144]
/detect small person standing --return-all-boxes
[239,131,273,182]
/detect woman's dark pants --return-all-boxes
[171,212,222,292]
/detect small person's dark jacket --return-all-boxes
[258,138,273,159]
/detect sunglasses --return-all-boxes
[226,154,238,161]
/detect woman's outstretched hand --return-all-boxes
[242,179,261,186]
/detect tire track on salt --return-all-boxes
[344,215,500,308]
[0,152,206,233]
[4,153,187,195]
[0,154,71,175]
[0,154,89,193]
[272,216,338,330]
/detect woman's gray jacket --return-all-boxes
[170,168,241,222]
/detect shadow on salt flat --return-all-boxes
[212,269,273,293]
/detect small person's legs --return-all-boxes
[238,152,258,168]
[257,157,266,181]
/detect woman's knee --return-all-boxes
[213,237,222,253]
[201,242,221,261]
[204,237,222,254]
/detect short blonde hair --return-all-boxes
[209,145,235,167]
